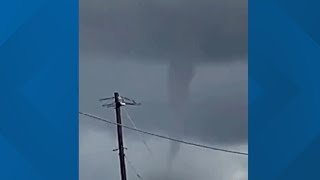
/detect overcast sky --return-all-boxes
[80,0,248,179]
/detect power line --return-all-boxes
[125,155,143,180]
[79,112,248,156]
[123,107,153,156]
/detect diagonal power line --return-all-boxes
[125,155,143,180]
[79,112,248,156]
[123,107,153,156]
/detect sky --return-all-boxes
[80,0,248,179]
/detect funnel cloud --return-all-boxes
[166,60,196,169]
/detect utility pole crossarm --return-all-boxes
[123,102,141,106]
[121,96,141,106]
[100,94,141,108]
[102,103,115,108]
[99,97,114,101]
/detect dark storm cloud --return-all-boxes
[80,1,248,179]
[79,0,248,143]
[80,0,248,63]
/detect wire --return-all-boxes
[125,155,143,180]
[79,112,248,156]
[123,108,153,156]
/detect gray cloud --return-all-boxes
[80,0,247,63]
[80,0,248,179]
[79,0,248,144]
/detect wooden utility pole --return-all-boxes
[114,92,127,180]
[100,92,141,180]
